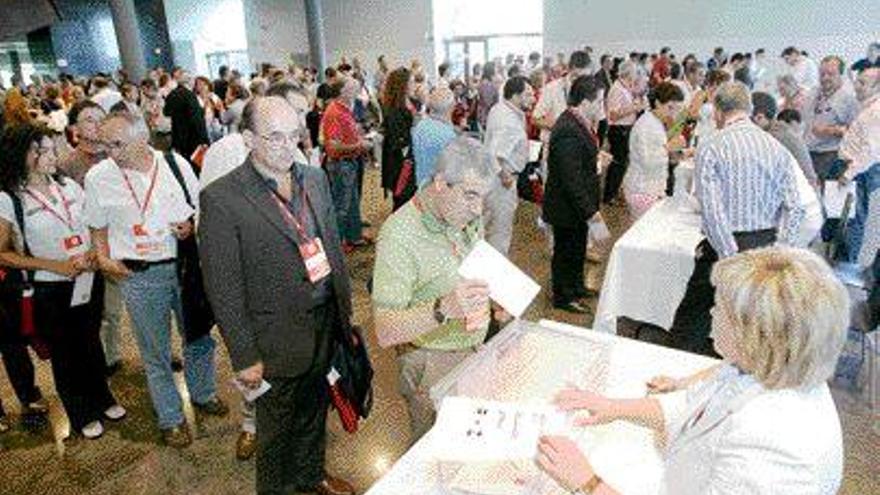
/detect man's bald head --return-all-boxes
[427,87,455,118]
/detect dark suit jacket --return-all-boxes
[198,158,353,377]
[542,109,601,228]
[163,85,209,160]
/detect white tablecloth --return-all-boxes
[594,198,704,334]
[365,320,717,495]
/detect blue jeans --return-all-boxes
[119,262,217,429]
[326,159,363,243]
[847,162,880,261]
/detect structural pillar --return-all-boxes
[304,0,327,81]
[109,0,147,81]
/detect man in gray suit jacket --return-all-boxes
[199,97,355,495]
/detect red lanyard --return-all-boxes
[120,163,160,221]
[25,182,75,231]
[269,185,311,242]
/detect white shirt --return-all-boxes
[607,80,638,126]
[484,100,529,174]
[839,94,880,180]
[200,133,309,192]
[658,365,842,495]
[0,179,90,282]
[532,77,569,142]
[91,88,123,113]
[84,150,198,261]
[624,111,669,198]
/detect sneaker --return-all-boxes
[24,398,48,415]
[161,424,192,448]
[193,398,229,417]
[81,420,104,439]
[0,415,10,434]
[104,404,127,421]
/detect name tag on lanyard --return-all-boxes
[271,187,332,284]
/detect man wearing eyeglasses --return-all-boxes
[84,112,227,448]
[372,137,495,443]
[199,96,356,495]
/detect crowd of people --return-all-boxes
[0,37,878,495]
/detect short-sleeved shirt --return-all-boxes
[607,80,637,127]
[0,178,90,282]
[411,116,456,187]
[805,86,860,153]
[372,196,486,350]
[84,150,197,261]
[321,99,361,161]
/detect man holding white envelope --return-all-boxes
[372,137,497,442]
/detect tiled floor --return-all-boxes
[0,168,877,494]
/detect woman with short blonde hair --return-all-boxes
[537,246,848,495]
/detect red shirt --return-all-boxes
[321,100,361,161]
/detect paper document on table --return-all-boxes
[428,397,569,462]
[458,240,540,318]
[528,140,542,163]
[824,181,856,219]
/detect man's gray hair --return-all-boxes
[427,87,455,116]
[433,136,496,184]
[104,110,149,139]
[713,81,753,114]
[617,61,638,80]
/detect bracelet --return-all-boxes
[575,474,603,494]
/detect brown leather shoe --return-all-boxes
[313,474,356,495]
[235,431,257,460]
[161,424,192,448]
[193,397,229,417]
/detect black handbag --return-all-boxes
[330,324,374,421]
[164,152,215,343]
[517,160,544,204]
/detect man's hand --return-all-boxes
[440,279,491,331]
[536,435,597,492]
[171,220,194,240]
[499,169,515,189]
[667,135,687,153]
[237,361,264,389]
[100,258,132,282]
[52,259,83,279]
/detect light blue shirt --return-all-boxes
[412,116,456,187]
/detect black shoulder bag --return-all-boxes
[164,152,215,343]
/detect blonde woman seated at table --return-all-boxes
[537,246,847,495]
[622,82,689,219]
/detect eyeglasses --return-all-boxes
[103,139,128,151]
[32,146,57,159]
[258,131,300,149]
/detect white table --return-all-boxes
[594,198,704,334]
[366,320,717,495]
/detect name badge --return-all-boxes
[299,237,332,283]
[63,234,83,252]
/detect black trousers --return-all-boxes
[669,229,777,356]
[597,119,609,148]
[604,125,632,203]
[34,277,116,430]
[551,224,589,305]
[256,302,336,495]
[0,299,43,417]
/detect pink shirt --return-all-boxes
[607,80,637,126]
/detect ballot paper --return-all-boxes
[231,378,272,403]
[429,397,569,462]
[528,140,542,163]
[457,240,540,318]
[70,272,94,307]
[824,181,856,219]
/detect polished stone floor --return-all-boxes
[0,168,877,495]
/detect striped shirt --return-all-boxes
[695,118,804,258]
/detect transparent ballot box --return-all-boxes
[366,320,717,495]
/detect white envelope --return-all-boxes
[457,240,541,318]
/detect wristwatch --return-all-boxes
[433,298,449,325]
[574,474,603,494]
